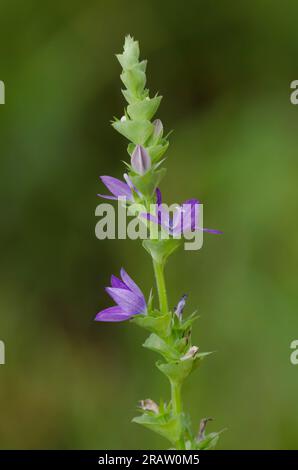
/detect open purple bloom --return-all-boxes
[95,268,146,322]
[143,191,222,236]
[98,175,134,201]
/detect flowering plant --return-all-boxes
[95,36,222,450]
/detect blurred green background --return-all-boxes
[1,0,298,449]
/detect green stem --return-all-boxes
[152,258,184,449]
[171,381,184,449]
[152,259,168,314]
[171,381,182,415]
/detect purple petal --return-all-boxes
[100,176,132,200]
[140,212,160,229]
[202,227,223,234]
[106,287,146,314]
[171,206,183,235]
[120,268,144,299]
[97,194,118,200]
[155,188,162,206]
[110,274,128,289]
[95,306,132,322]
[158,206,173,233]
[181,199,200,233]
[141,207,172,234]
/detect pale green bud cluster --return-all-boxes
[112,36,169,199]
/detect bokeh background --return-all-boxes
[1,0,298,449]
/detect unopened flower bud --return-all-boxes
[153,119,163,138]
[174,294,187,319]
[131,145,151,175]
[197,417,213,442]
[139,399,159,414]
[181,345,199,361]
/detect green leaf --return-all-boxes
[156,359,193,383]
[120,64,146,96]
[116,35,140,70]
[127,142,135,155]
[156,352,212,384]
[175,312,200,332]
[142,238,182,264]
[143,333,180,361]
[147,141,169,162]
[196,432,220,450]
[132,413,181,445]
[122,89,136,105]
[112,119,154,145]
[127,96,162,121]
[130,167,166,198]
[122,88,149,105]
[174,337,189,353]
[130,311,171,337]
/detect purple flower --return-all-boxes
[95,268,146,322]
[98,175,134,201]
[155,187,162,206]
[131,145,151,175]
[143,192,222,236]
[98,174,161,203]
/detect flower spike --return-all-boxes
[94,35,222,450]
